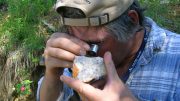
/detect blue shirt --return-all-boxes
[37,17,180,101]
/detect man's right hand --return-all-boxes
[44,32,90,75]
[40,32,90,101]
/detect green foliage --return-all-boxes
[0,0,56,66]
[139,0,180,33]
[0,0,7,4]
[1,0,56,52]
[0,1,56,99]
[15,80,33,96]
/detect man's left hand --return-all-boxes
[60,52,137,101]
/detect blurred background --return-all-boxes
[0,0,179,101]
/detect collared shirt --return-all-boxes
[37,17,180,101]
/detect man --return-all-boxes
[37,0,180,101]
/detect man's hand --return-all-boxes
[40,32,90,101]
[44,32,90,74]
[60,52,137,101]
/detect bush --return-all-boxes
[3,0,56,51]
[0,0,56,100]
[139,0,180,33]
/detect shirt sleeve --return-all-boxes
[36,77,44,101]
[36,68,74,101]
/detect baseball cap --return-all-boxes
[55,0,134,26]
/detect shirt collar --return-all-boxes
[138,17,166,66]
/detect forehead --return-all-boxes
[67,25,119,44]
[67,26,107,35]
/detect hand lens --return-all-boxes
[87,44,99,57]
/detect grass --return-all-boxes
[140,0,180,33]
[0,0,56,100]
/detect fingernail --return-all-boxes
[60,75,64,81]
[105,51,111,57]
[80,50,86,56]
[84,44,90,50]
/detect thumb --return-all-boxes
[104,52,119,82]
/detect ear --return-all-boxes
[128,10,139,25]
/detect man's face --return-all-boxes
[68,26,133,67]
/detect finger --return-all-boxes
[104,52,119,82]
[104,52,125,93]
[47,33,90,55]
[45,47,76,61]
[45,55,73,68]
[60,75,101,99]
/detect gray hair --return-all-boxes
[57,0,145,41]
[105,1,145,41]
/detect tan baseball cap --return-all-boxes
[55,0,134,26]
